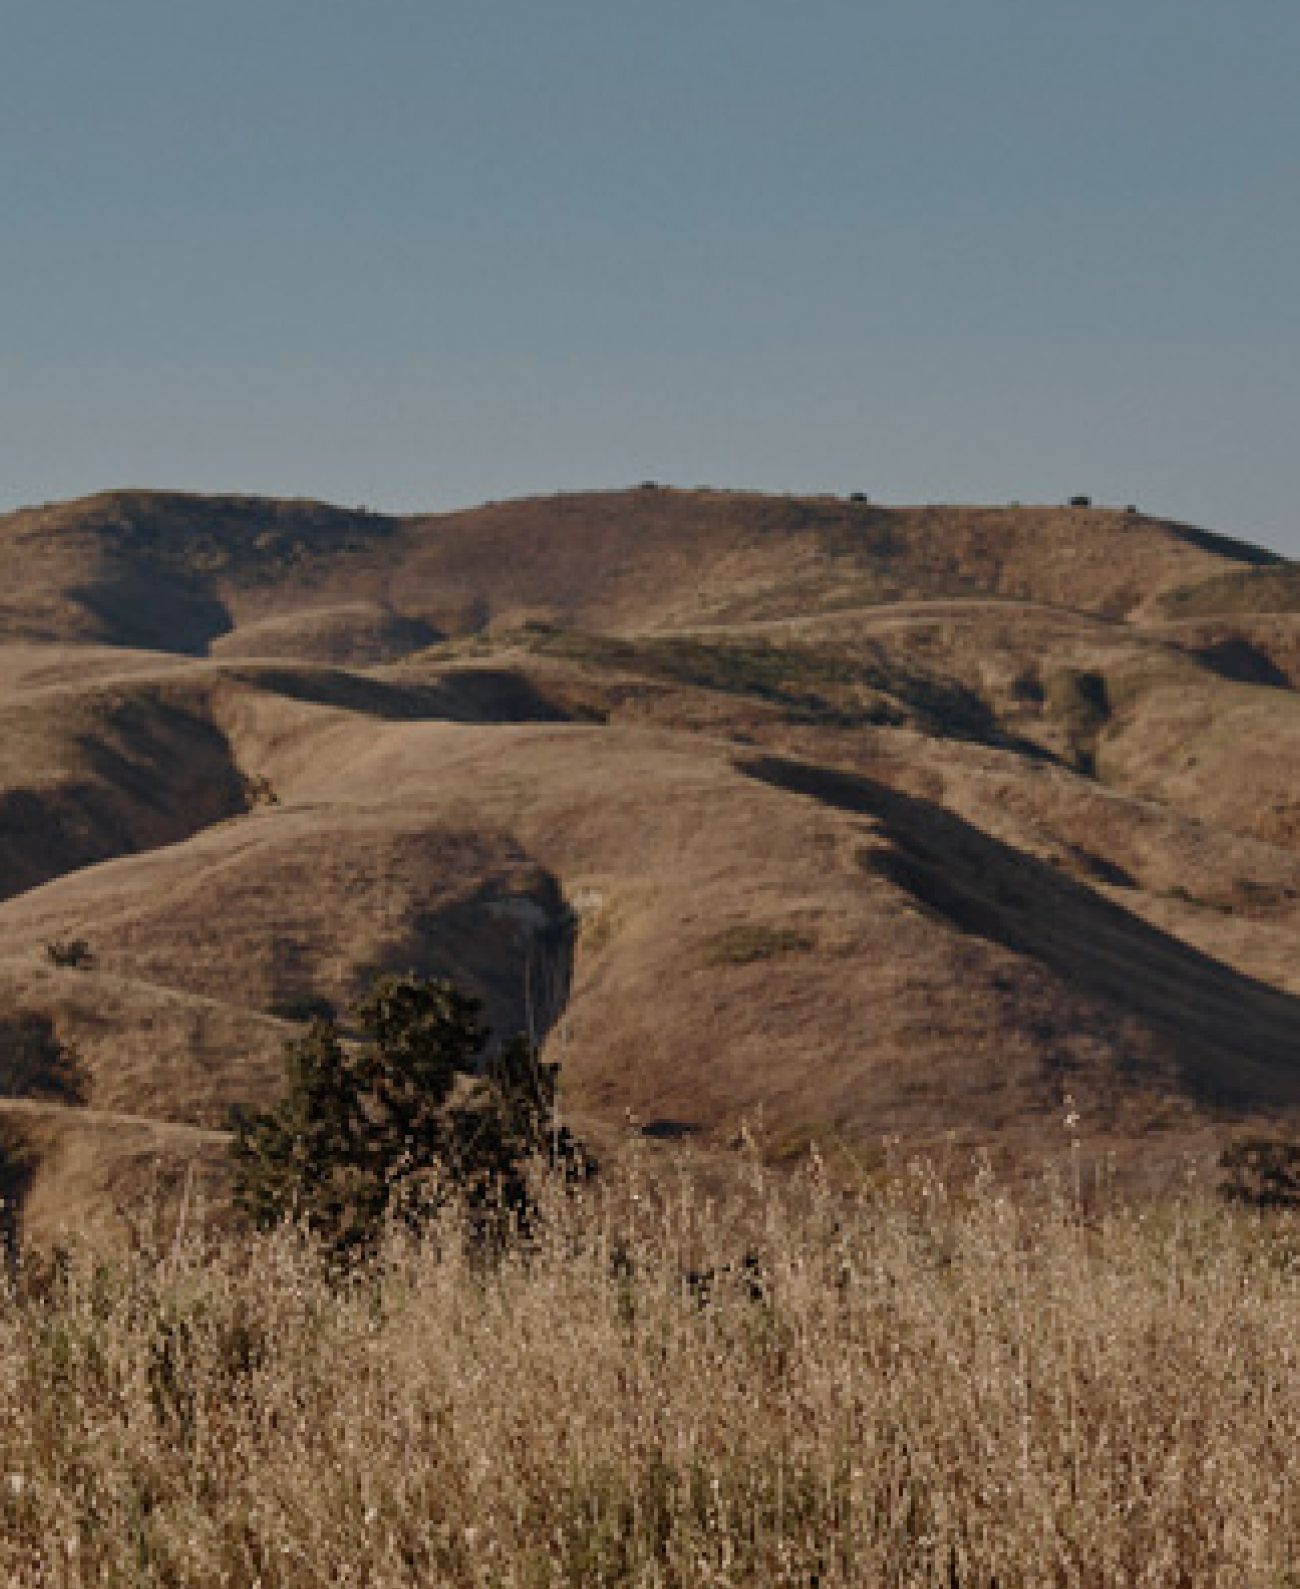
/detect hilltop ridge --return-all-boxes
[0,487,1280,653]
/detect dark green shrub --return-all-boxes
[230,974,591,1256]
[45,937,93,969]
[703,925,814,967]
[1218,1137,1300,1210]
[0,1014,88,1105]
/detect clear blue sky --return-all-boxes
[3,0,1297,551]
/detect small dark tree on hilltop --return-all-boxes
[230,974,590,1256]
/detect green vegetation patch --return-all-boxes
[1159,564,1300,619]
[532,630,862,701]
[232,973,589,1259]
[1101,651,1209,715]
[702,924,815,967]
[525,628,1010,745]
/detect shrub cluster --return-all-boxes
[1219,1136,1300,1210]
[230,974,589,1256]
[43,938,92,970]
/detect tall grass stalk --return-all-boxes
[0,1158,1296,1586]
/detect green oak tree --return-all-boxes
[231,974,588,1256]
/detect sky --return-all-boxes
[2,0,1297,551]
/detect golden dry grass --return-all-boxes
[0,1156,1296,1586]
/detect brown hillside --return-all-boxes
[0,488,1272,654]
[0,487,1295,1235]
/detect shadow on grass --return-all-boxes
[738,752,1300,1115]
[0,1119,35,1269]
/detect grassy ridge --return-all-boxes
[0,1160,1296,1586]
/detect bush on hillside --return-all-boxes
[0,1013,88,1105]
[45,937,93,969]
[230,974,590,1256]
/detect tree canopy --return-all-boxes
[230,974,589,1254]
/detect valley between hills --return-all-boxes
[1,485,1299,1236]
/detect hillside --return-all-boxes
[0,486,1297,1236]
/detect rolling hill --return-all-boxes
[0,485,1297,1236]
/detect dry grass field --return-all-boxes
[0,486,1296,1233]
[0,1156,1296,1586]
